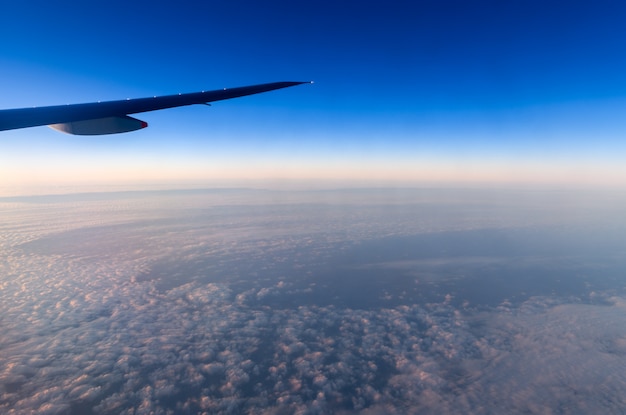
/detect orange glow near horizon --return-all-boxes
[2,151,626,196]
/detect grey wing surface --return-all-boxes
[0,81,309,135]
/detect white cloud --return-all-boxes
[3,191,626,414]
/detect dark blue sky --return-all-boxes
[2,0,626,191]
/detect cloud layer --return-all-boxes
[1,190,626,414]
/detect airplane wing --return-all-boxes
[0,81,310,135]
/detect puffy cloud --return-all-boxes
[3,191,626,414]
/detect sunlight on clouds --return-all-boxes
[2,188,626,413]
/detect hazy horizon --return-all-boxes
[3,178,626,200]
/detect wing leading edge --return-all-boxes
[0,81,310,135]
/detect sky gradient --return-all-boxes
[2,0,626,193]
